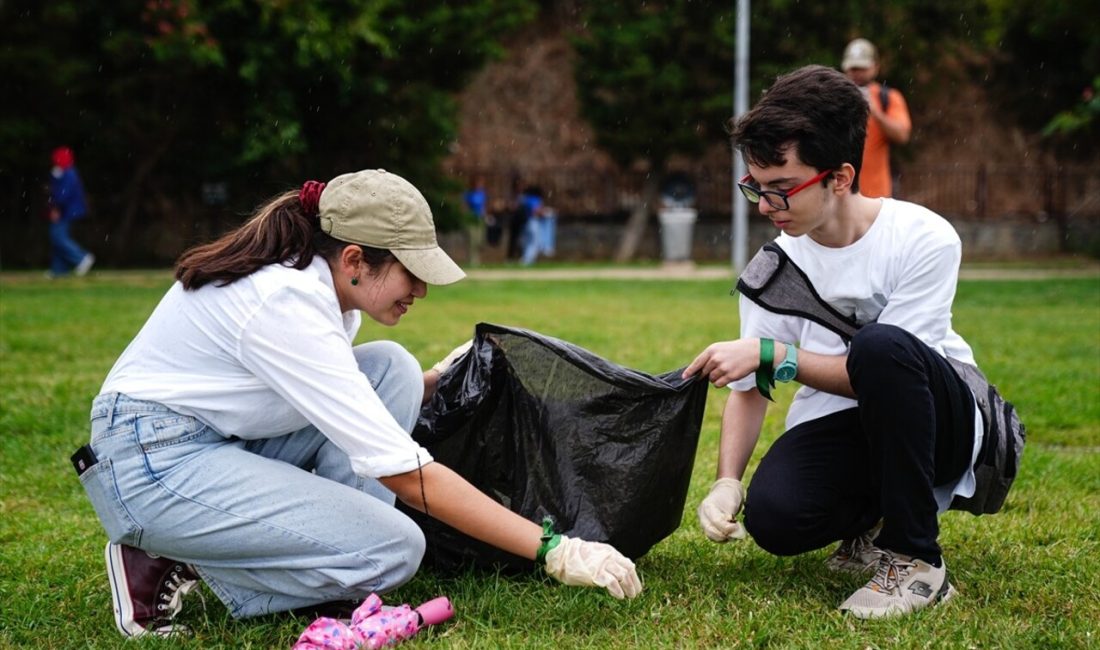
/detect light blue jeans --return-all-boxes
[520,214,557,266]
[80,341,427,618]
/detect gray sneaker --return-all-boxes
[838,550,956,619]
[826,521,883,574]
[75,253,95,276]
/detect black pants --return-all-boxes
[507,210,528,260]
[742,323,976,563]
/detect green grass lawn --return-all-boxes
[1,271,1098,649]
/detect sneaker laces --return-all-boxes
[868,552,916,595]
[837,532,871,560]
[834,521,883,562]
[157,564,199,616]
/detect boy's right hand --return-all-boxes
[697,478,747,542]
[544,536,642,599]
[682,339,760,388]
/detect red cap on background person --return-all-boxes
[52,146,75,169]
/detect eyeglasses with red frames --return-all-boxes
[737,169,833,211]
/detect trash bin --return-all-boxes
[658,207,697,262]
[658,172,697,264]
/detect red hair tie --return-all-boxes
[299,180,326,219]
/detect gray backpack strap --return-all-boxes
[735,242,1024,515]
[736,242,862,343]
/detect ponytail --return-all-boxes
[176,190,319,290]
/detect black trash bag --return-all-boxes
[399,322,708,573]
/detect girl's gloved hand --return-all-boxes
[430,340,473,376]
[544,536,642,599]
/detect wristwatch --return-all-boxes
[774,343,798,382]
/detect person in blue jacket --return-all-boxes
[47,146,95,277]
[520,185,554,266]
[462,175,488,266]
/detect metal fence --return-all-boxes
[899,165,1100,221]
[451,164,1100,223]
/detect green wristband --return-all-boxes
[536,516,561,565]
[755,337,776,401]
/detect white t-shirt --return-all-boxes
[730,198,982,511]
[100,256,432,478]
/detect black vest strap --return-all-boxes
[735,242,863,343]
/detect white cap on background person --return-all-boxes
[842,38,878,71]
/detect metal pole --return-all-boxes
[732,0,750,273]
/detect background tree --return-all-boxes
[982,0,1100,158]
[2,0,1095,268]
[0,0,536,267]
[1042,77,1100,144]
[571,0,995,260]
[573,1,737,261]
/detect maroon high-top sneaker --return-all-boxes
[105,542,200,637]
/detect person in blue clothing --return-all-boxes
[47,146,95,277]
[520,185,555,266]
[462,175,488,266]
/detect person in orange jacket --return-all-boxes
[841,39,912,199]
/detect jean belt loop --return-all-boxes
[105,392,120,428]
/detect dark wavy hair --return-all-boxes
[175,190,393,290]
[729,65,869,193]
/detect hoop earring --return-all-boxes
[351,276,359,286]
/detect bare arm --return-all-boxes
[868,89,911,144]
[689,335,853,543]
[422,340,474,404]
[789,346,854,398]
[421,370,440,405]
[683,337,854,398]
[379,461,541,560]
[716,388,769,480]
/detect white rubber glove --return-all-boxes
[544,536,642,599]
[430,340,473,376]
[697,477,747,542]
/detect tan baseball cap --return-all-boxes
[842,38,877,71]
[318,169,465,285]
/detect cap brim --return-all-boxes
[392,247,466,285]
[842,58,874,71]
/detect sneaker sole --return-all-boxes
[841,580,957,620]
[105,543,192,638]
[940,582,958,606]
[105,542,143,637]
[75,255,95,276]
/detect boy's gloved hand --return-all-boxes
[430,340,473,376]
[544,536,642,599]
[697,478,747,542]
